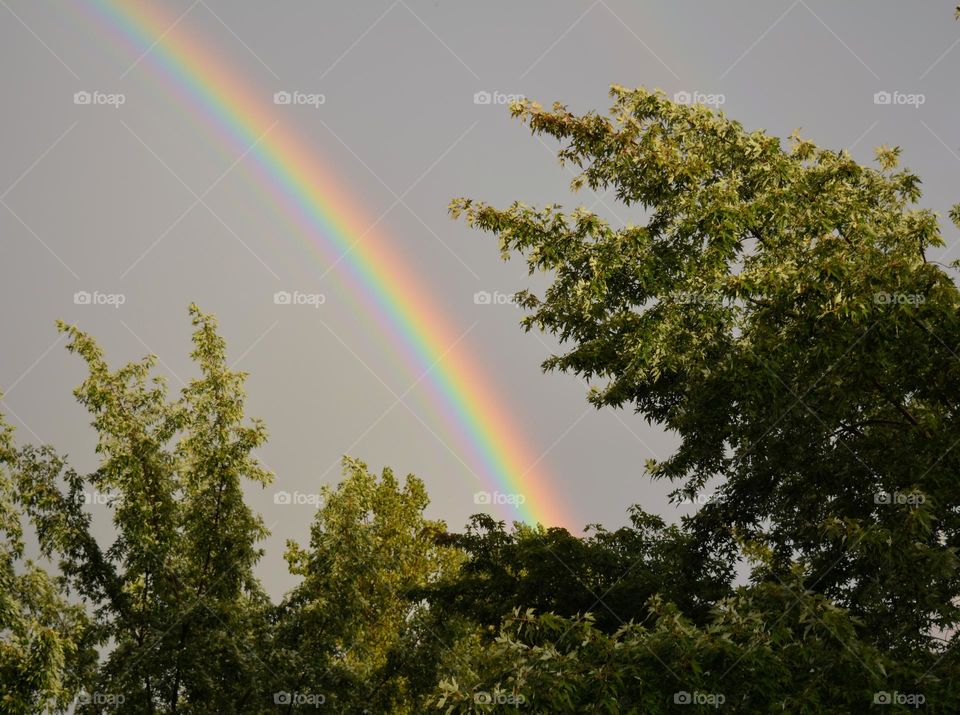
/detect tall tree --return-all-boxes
[11,305,273,712]
[273,457,463,713]
[451,87,960,658]
[0,410,94,714]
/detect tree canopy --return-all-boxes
[451,86,960,659]
[3,83,960,712]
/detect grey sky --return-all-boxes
[2,1,958,597]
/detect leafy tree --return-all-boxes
[434,543,960,714]
[272,457,465,713]
[4,308,471,713]
[0,411,94,714]
[4,78,960,713]
[427,508,732,635]
[451,87,960,660]
[10,305,274,713]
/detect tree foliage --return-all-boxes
[451,86,960,659]
[427,508,732,635]
[0,308,467,712]
[0,412,94,714]
[8,306,274,712]
[434,544,960,713]
[2,82,960,712]
[272,457,464,713]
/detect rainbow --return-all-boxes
[82,0,572,527]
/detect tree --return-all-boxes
[434,542,960,714]
[0,411,94,714]
[451,87,960,659]
[11,305,274,712]
[273,457,464,713]
[427,508,732,635]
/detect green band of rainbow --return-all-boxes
[85,0,573,527]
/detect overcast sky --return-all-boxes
[2,1,958,596]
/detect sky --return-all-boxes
[2,0,958,597]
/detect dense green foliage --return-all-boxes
[452,87,960,660]
[10,307,274,713]
[0,412,94,714]
[4,83,960,711]
[444,85,960,710]
[271,457,464,713]
[427,508,731,634]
